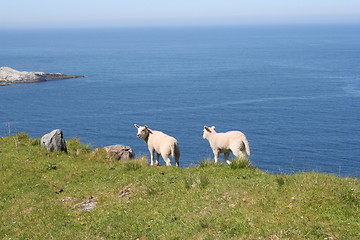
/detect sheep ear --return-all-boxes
[134,124,140,128]
[204,126,211,133]
[144,125,152,134]
[211,126,216,130]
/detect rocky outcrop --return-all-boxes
[103,144,135,160]
[0,66,84,86]
[41,129,67,153]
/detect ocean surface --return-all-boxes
[1,25,359,177]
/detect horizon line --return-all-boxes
[1,22,360,30]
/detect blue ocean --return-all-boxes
[1,25,359,177]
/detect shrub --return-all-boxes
[198,159,223,168]
[230,157,253,169]
[31,138,41,146]
[199,175,210,189]
[45,162,57,171]
[122,158,148,171]
[66,138,92,156]
[16,132,30,140]
[88,148,110,162]
[184,174,195,189]
[275,175,286,187]
[184,174,210,189]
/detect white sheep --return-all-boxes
[134,124,180,167]
[203,126,250,164]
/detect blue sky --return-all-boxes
[1,0,359,28]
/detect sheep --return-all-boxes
[202,126,250,164]
[134,124,180,167]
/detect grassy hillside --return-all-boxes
[0,133,359,239]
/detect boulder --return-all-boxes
[41,129,67,153]
[103,144,134,160]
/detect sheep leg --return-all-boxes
[162,153,172,166]
[224,152,231,165]
[174,146,180,167]
[213,149,220,163]
[232,148,245,159]
[224,152,230,161]
[149,149,155,166]
[175,156,180,167]
[155,153,160,166]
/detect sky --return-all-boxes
[1,0,360,29]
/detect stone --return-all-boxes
[40,129,67,153]
[74,196,96,211]
[0,66,84,86]
[103,144,134,160]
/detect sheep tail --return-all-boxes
[243,137,251,156]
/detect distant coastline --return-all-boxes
[0,66,84,86]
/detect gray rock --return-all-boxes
[74,196,96,211]
[41,129,67,153]
[0,66,84,86]
[103,144,134,160]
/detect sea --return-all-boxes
[0,25,359,177]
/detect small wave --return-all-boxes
[342,83,360,97]
[126,94,346,115]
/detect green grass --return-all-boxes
[0,133,359,239]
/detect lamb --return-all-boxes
[202,126,250,164]
[134,124,180,167]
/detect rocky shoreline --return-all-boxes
[0,67,84,86]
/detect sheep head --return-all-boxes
[134,124,152,139]
[203,125,216,139]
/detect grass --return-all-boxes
[230,157,254,169]
[0,133,359,239]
